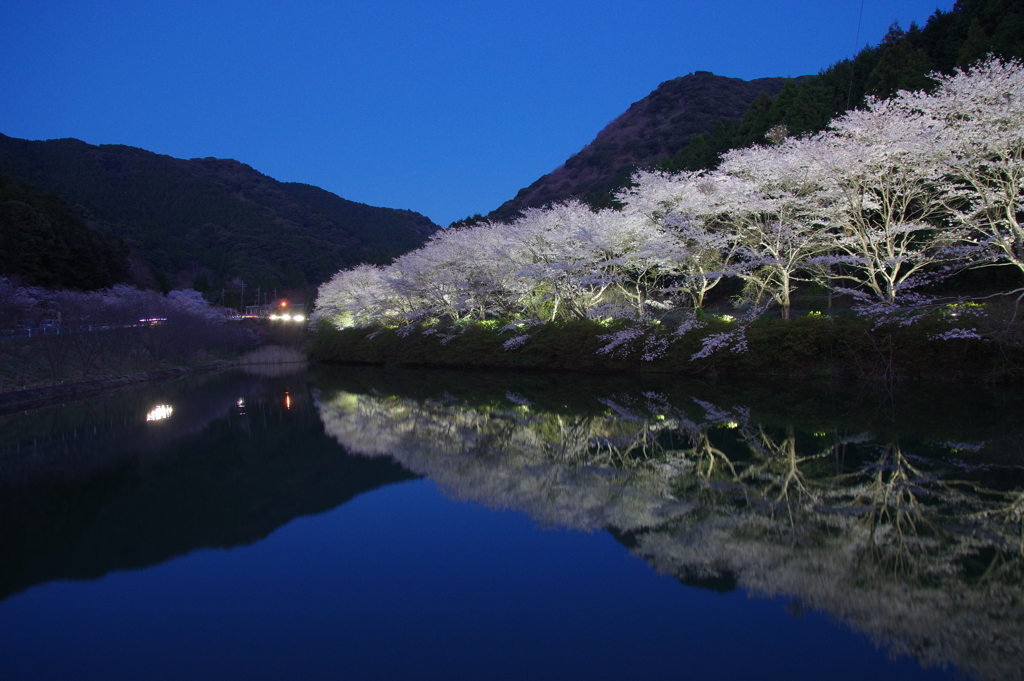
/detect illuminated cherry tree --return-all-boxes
[313,57,1024,340]
[900,58,1024,280]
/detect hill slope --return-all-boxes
[0,134,440,291]
[486,72,789,222]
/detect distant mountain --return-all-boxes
[486,72,789,222]
[0,134,440,292]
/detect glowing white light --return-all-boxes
[237,398,245,408]
[268,312,304,322]
[146,405,173,421]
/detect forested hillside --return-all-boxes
[0,171,128,289]
[0,135,439,293]
[664,0,1024,174]
[481,0,1024,223]
[484,72,789,223]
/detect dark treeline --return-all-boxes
[474,0,1024,223]
[481,72,790,224]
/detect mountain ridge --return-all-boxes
[0,133,440,293]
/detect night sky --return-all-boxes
[1,0,954,226]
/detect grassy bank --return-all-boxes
[308,312,1024,383]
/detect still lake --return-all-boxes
[1,365,1022,681]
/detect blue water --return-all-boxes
[0,476,952,681]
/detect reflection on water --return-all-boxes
[145,404,173,421]
[314,368,1024,681]
[0,368,414,603]
[2,366,1023,680]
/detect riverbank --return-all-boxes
[0,361,238,413]
[308,314,1024,383]
[0,316,309,393]
[0,338,310,413]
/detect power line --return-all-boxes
[846,0,867,110]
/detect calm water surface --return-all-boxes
[0,366,1021,681]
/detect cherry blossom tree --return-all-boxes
[715,149,831,318]
[896,57,1024,282]
[313,58,1024,335]
[570,206,685,319]
[619,170,740,311]
[816,97,968,305]
[312,264,408,328]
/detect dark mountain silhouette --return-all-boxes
[0,134,440,292]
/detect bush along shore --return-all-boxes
[308,306,1024,383]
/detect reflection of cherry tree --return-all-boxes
[315,381,1024,680]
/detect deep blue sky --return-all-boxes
[1,0,953,226]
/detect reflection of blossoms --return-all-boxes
[316,382,1024,681]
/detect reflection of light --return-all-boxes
[146,405,173,421]
[267,314,304,322]
[285,392,291,410]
